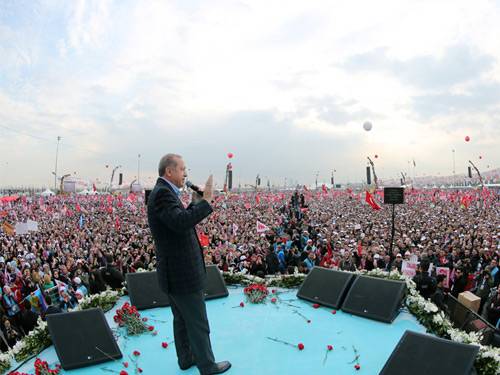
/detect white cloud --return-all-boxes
[0,0,499,187]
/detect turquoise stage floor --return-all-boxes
[13,287,427,375]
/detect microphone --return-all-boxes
[186,180,204,197]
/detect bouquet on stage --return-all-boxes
[243,284,269,304]
[113,302,153,336]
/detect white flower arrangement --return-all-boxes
[1,289,123,374]
[0,352,11,374]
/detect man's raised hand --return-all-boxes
[203,175,214,202]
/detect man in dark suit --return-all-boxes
[147,153,231,375]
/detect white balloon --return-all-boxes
[363,121,372,131]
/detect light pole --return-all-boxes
[137,154,141,184]
[452,149,456,187]
[110,165,122,191]
[54,136,61,192]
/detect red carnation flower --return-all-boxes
[297,343,305,350]
[120,371,128,375]
[272,289,277,293]
[312,303,320,309]
[148,326,154,331]
[152,330,158,336]
[355,364,361,370]
[142,317,148,322]
[138,368,143,373]
[162,342,168,348]
[123,362,129,368]
[331,310,337,314]
[133,350,141,356]
[271,298,277,303]
[327,345,333,351]
[240,302,245,307]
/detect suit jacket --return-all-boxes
[147,178,213,295]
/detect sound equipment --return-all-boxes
[126,265,229,310]
[203,265,230,300]
[145,189,152,205]
[47,308,122,370]
[118,173,123,185]
[126,271,170,309]
[366,166,371,185]
[446,294,496,346]
[380,330,479,375]
[384,187,405,205]
[468,166,473,178]
[341,275,406,323]
[297,267,356,309]
[228,170,233,190]
[186,180,204,197]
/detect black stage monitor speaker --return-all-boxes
[47,308,122,370]
[341,275,406,323]
[228,170,233,190]
[204,264,230,300]
[297,267,356,309]
[126,265,229,310]
[126,271,170,309]
[384,187,405,205]
[379,330,479,375]
[366,166,371,185]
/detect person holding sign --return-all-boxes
[147,153,231,375]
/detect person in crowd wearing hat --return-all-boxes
[392,253,403,272]
[73,277,88,299]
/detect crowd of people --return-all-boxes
[0,186,498,351]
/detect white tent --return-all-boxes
[78,189,99,195]
[130,182,143,193]
[40,189,55,197]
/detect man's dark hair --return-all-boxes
[436,275,446,284]
[419,260,430,272]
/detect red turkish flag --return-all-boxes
[199,233,210,247]
[365,191,381,210]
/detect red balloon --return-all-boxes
[465,136,470,142]
[227,153,234,159]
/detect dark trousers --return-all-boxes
[168,290,216,372]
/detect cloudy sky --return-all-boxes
[1,0,499,189]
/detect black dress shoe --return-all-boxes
[201,361,231,375]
